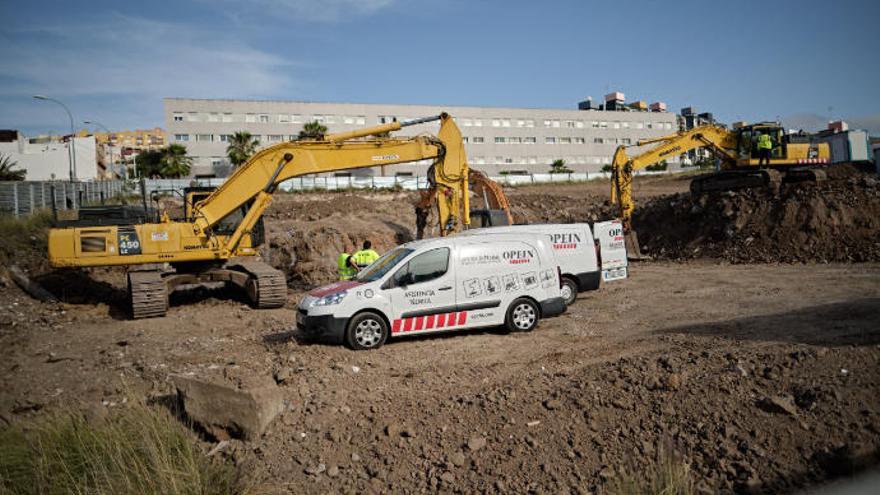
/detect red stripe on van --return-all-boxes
[414,316,424,331]
[403,318,413,332]
[457,312,467,325]
[441,313,451,327]
[425,315,435,329]
[392,319,402,333]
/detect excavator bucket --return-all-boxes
[624,230,649,261]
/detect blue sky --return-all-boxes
[1,0,878,136]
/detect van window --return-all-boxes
[357,248,413,282]
[393,248,450,286]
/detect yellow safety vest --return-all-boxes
[352,249,380,267]
[757,134,773,150]
[337,253,356,280]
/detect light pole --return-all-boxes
[33,95,77,181]
[83,120,120,179]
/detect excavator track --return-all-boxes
[690,169,782,196]
[229,260,287,309]
[127,269,168,319]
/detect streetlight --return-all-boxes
[33,95,77,181]
[84,120,120,179]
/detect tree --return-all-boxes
[226,131,260,168]
[159,144,192,178]
[645,160,668,172]
[549,159,573,174]
[0,153,26,181]
[298,120,328,140]
[134,145,192,178]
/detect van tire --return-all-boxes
[345,311,388,350]
[561,277,578,306]
[505,298,540,333]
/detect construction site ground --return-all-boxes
[1,169,879,494]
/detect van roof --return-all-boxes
[458,223,593,235]
[401,232,552,250]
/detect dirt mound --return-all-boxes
[635,173,880,263]
[508,192,617,225]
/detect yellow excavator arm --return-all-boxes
[610,124,738,233]
[414,169,512,239]
[49,113,470,267]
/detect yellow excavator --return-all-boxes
[610,121,830,257]
[49,113,490,318]
[414,168,512,239]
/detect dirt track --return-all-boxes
[2,260,878,493]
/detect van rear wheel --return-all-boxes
[505,298,540,333]
[561,278,578,306]
[345,312,388,350]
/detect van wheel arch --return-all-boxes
[560,275,578,306]
[345,309,391,350]
[504,296,541,333]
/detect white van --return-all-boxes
[458,222,627,305]
[297,233,567,350]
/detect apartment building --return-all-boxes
[164,96,681,178]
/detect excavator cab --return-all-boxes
[736,123,785,163]
[183,186,265,247]
[468,209,511,229]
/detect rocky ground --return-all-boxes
[1,170,879,494]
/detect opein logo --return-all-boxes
[503,249,534,264]
[549,232,581,250]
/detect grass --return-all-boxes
[607,446,695,495]
[0,211,52,270]
[0,402,254,495]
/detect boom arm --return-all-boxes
[193,113,469,254]
[610,124,738,231]
[414,169,512,239]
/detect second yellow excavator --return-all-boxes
[610,121,830,257]
[414,168,512,239]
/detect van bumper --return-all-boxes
[575,271,601,291]
[540,297,567,318]
[297,311,347,343]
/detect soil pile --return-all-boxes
[635,171,880,263]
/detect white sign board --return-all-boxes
[594,220,628,282]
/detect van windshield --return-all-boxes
[355,247,413,282]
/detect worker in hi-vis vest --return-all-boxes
[756,132,773,166]
[337,253,358,280]
[351,240,381,268]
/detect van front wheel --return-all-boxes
[561,278,578,306]
[505,298,540,333]
[345,312,388,350]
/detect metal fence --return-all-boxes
[1,170,669,217]
[0,181,128,217]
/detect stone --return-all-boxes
[449,452,466,467]
[757,395,798,417]
[351,452,361,462]
[327,465,340,477]
[440,471,455,484]
[543,399,562,410]
[467,436,487,451]
[305,463,326,476]
[172,375,285,441]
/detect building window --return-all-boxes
[324,115,336,124]
[173,112,184,122]
[613,121,620,129]
[545,137,556,144]
[461,118,472,127]
[395,172,413,177]
[472,156,485,165]
[494,137,506,144]
[278,114,290,123]
[599,121,608,128]
[622,122,630,129]
[523,137,537,144]
[528,156,537,165]
[356,115,366,125]
[245,113,256,123]
[259,114,270,123]
[207,112,219,122]
[492,119,501,127]
[219,134,232,142]
[621,138,632,145]
[501,119,511,127]
[291,114,302,124]
[574,137,586,144]
[174,134,189,142]
[268,135,283,143]
[187,112,199,122]
[591,121,599,128]
[665,122,673,130]
[462,136,469,143]
[495,156,504,163]
[222,113,233,123]
[472,119,483,127]
[594,137,604,144]
[635,122,644,129]
[288,135,297,141]
[508,137,521,144]
[472,136,485,144]
[504,157,514,164]
[576,121,585,128]
[646,122,653,129]
[196,134,213,142]
[343,115,355,124]
[559,137,572,144]
[378,115,397,124]
[565,120,576,128]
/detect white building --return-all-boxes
[164,96,681,178]
[0,131,98,181]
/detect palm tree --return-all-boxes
[298,121,328,140]
[159,144,192,178]
[227,131,260,168]
[549,159,573,174]
[0,153,26,181]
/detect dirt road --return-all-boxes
[2,261,878,493]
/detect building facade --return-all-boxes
[164,97,681,178]
[0,131,98,181]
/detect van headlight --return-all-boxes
[312,291,348,307]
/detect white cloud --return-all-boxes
[211,0,397,22]
[0,15,296,101]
